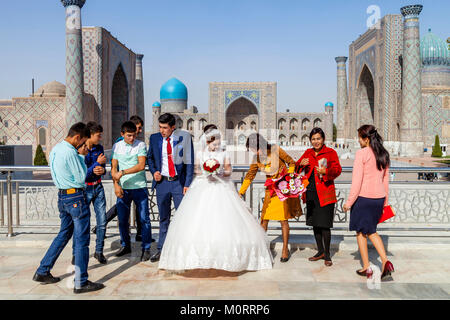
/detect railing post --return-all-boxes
[249,182,254,213]
[7,171,14,237]
[15,181,20,226]
[0,181,4,226]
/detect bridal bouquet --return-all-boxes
[265,169,309,201]
[203,159,220,175]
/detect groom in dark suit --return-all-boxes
[147,113,194,262]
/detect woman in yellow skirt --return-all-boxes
[239,133,302,262]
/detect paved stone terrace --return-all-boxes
[1,228,449,300]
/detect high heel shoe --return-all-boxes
[381,261,394,280]
[356,268,373,277]
[280,252,291,263]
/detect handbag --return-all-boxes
[378,205,395,224]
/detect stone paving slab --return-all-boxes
[0,231,450,300]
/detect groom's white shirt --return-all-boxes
[161,133,178,177]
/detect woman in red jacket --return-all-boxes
[295,128,342,266]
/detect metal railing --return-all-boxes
[1,165,449,237]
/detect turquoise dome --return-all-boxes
[160,77,188,100]
[152,101,161,108]
[421,29,450,66]
[325,102,334,107]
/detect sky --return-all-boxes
[0,0,449,129]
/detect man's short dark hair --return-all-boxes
[130,115,144,126]
[158,113,176,127]
[121,121,137,134]
[86,121,103,135]
[67,122,90,139]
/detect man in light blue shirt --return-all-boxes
[111,121,153,261]
[33,122,104,294]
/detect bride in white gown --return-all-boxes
[158,129,273,272]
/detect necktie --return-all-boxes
[166,137,176,177]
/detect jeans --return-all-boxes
[72,184,106,255]
[116,188,152,250]
[36,190,90,288]
[155,179,184,251]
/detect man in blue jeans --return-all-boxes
[111,121,153,261]
[33,122,104,294]
[72,121,108,265]
[94,115,146,242]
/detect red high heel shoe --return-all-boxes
[381,261,394,280]
[356,268,373,278]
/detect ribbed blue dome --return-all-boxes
[421,29,450,66]
[152,101,161,108]
[160,77,188,100]
[325,102,334,107]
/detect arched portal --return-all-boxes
[302,134,309,146]
[279,134,286,146]
[111,64,129,141]
[302,118,310,130]
[357,65,375,125]
[187,118,194,132]
[313,118,322,128]
[290,134,298,146]
[226,97,258,145]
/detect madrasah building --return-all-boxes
[151,79,334,149]
[334,4,450,157]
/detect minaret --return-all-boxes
[61,0,86,128]
[399,4,424,157]
[152,102,161,134]
[135,54,145,139]
[335,56,348,143]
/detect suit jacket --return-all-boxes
[147,130,194,190]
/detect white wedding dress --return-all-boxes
[158,148,273,272]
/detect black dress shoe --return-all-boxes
[141,250,151,262]
[74,280,105,294]
[94,252,107,264]
[115,246,131,257]
[135,234,142,242]
[280,252,291,263]
[91,226,97,234]
[32,272,61,284]
[71,255,75,265]
[150,251,161,262]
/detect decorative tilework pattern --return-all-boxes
[225,90,260,110]
[65,31,84,127]
[335,57,348,140]
[400,7,423,144]
[1,98,66,157]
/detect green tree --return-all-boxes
[431,135,443,158]
[333,123,337,142]
[34,144,48,166]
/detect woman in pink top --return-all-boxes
[343,125,394,281]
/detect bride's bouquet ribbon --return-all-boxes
[264,169,309,201]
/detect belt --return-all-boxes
[86,179,102,186]
[58,188,85,195]
[162,175,178,182]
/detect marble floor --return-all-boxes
[0,232,449,300]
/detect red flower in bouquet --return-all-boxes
[203,159,220,174]
[264,170,309,201]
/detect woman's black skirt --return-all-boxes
[349,196,385,235]
[305,189,335,228]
